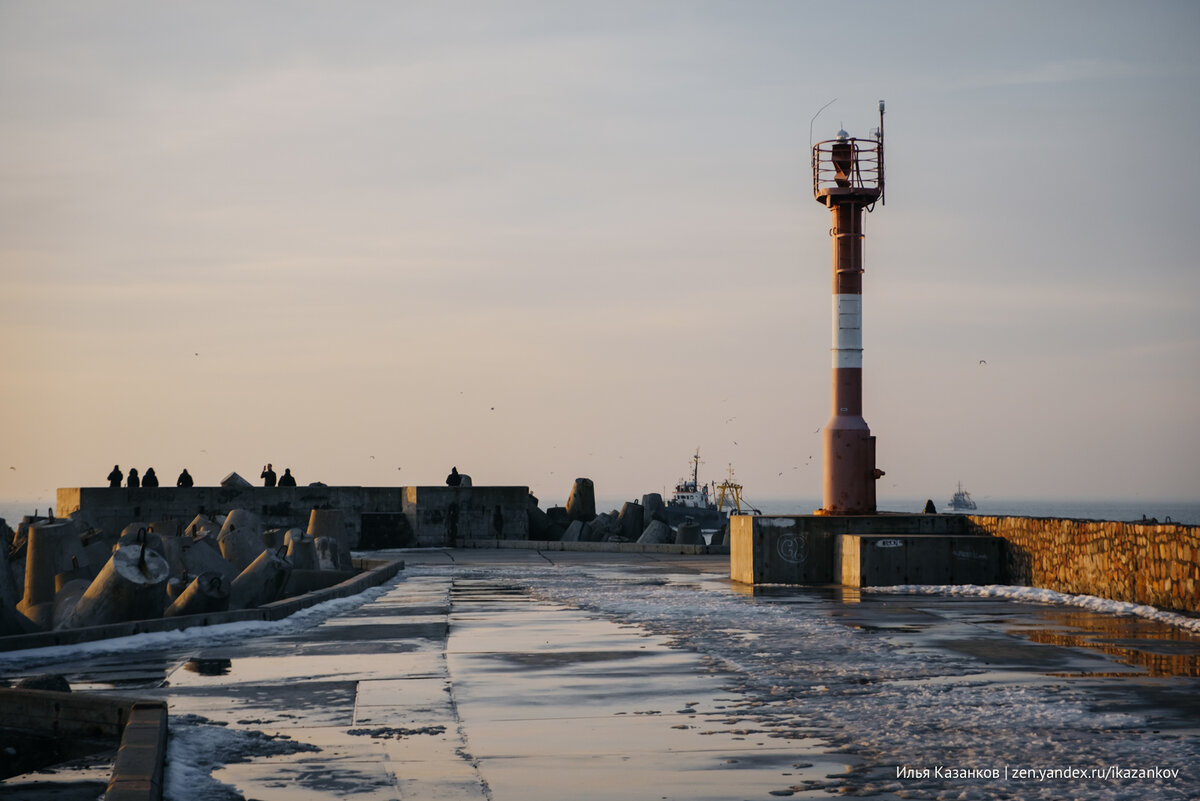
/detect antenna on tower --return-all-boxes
[877,100,886,205]
[808,98,837,150]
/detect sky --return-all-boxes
[1,0,1198,511]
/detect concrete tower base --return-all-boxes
[730,513,1003,587]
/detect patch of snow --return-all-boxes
[165,715,320,801]
[863,584,1200,634]
[0,579,399,671]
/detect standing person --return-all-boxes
[446,466,461,486]
[261,464,277,487]
[177,468,194,487]
[278,468,296,487]
[127,467,140,488]
[107,465,123,488]
[142,467,159,487]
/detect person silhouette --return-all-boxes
[107,465,123,488]
[142,467,159,487]
[261,464,277,487]
[177,468,194,488]
[127,467,140,488]
[278,468,296,487]
[446,466,461,486]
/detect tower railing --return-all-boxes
[812,137,883,196]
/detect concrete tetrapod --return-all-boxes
[0,545,33,636]
[218,510,266,573]
[285,532,319,571]
[314,537,341,571]
[566,478,596,522]
[118,525,163,555]
[165,571,231,617]
[637,520,675,545]
[618,502,644,541]
[307,509,351,568]
[64,544,170,629]
[184,514,221,540]
[18,520,87,630]
[229,548,293,610]
[180,533,238,585]
[526,501,555,540]
[675,521,704,546]
[641,493,668,525]
[51,578,91,630]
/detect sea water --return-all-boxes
[3,497,1198,529]
[599,497,1200,526]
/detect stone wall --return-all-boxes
[967,515,1199,613]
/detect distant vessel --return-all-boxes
[948,482,977,511]
[665,450,758,528]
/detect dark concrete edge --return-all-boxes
[104,701,167,801]
[0,687,140,740]
[0,689,163,798]
[452,538,730,555]
[0,559,404,654]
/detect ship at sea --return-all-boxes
[948,481,978,511]
[664,450,760,528]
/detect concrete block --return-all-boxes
[729,516,836,585]
[837,535,1004,588]
[106,701,167,801]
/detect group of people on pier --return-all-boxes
[106,463,296,488]
[259,463,296,487]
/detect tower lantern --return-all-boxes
[812,101,885,514]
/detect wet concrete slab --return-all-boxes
[443,581,835,800]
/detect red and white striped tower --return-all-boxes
[812,103,885,514]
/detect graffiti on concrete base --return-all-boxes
[776,533,807,565]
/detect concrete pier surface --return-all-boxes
[2,550,1198,800]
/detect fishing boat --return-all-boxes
[664,451,759,528]
[948,481,977,511]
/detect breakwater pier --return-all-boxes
[2,549,1198,800]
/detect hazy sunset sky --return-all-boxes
[2,1,1198,510]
